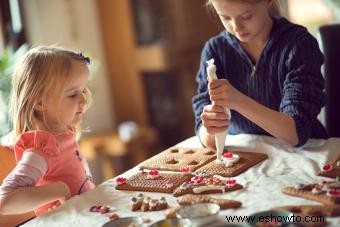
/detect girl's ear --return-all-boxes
[34,102,44,111]
[267,0,274,7]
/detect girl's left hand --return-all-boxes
[47,200,61,211]
[208,79,244,110]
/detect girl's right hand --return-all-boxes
[200,104,230,134]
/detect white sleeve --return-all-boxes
[0,151,48,196]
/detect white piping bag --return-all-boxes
[206,58,231,161]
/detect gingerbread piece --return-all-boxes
[173,174,242,197]
[130,194,144,211]
[177,194,242,209]
[164,206,183,218]
[141,196,151,211]
[318,155,340,179]
[115,172,192,193]
[282,181,340,205]
[138,147,216,172]
[272,205,340,217]
[149,197,168,211]
[195,151,268,177]
[130,194,168,212]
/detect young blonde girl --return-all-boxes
[193,0,327,148]
[0,46,95,216]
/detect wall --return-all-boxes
[21,0,115,134]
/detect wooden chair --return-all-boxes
[0,145,35,227]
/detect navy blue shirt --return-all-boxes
[192,17,327,147]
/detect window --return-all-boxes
[288,0,336,35]
[0,0,26,49]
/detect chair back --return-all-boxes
[319,23,340,137]
[0,146,16,182]
[0,145,35,227]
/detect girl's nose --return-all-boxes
[232,19,244,33]
[79,93,87,107]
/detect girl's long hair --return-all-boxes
[10,46,92,137]
[206,0,282,17]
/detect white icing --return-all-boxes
[311,187,322,194]
[213,175,228,181]
[192,185,225,194]
[180,183,190,190]
[206,59,230,162]
[294,184,305,189]
[215,159,224,164]
[222,154,240,167]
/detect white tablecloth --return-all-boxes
[23,134,340,226]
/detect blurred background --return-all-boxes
[0,0,339,183]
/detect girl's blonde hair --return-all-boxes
[206,0,282,17]
[10,46,92,137]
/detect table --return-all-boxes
[23,134,340,227]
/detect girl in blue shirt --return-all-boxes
[192,0,327,148]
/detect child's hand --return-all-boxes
[54,181,71,204]
[208,79,243,110]
[47,200,62,211]
[200,104,230,135]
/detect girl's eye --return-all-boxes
[242,14,253,20]
[221,16,231,21]
[68,93,78,98]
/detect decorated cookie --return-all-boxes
[130,194,168,212]
[130,193,144,211]
[115,172,192,193]
[138,147,216,172]
[173,174,242,197]
[89,205,111,214]
[176,194,242,209]
[195,151,268,177]
[282,181,340,205]
[318,155,340,179]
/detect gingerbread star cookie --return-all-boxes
[282,181,340,205]
[318,155,340,179]
[173,174,242,197]
[195,151,268,177]
[115,170,192,193]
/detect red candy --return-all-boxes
[328,189,340,197]
[323,163,333,172]
[226,179,237,185]
[149,170,159,176]
[116,177,127,184]
[89,205,101,212]
[90,205,110,214]
[223,153,233,158]
[180,167,191,173]
[99,206,110,214]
